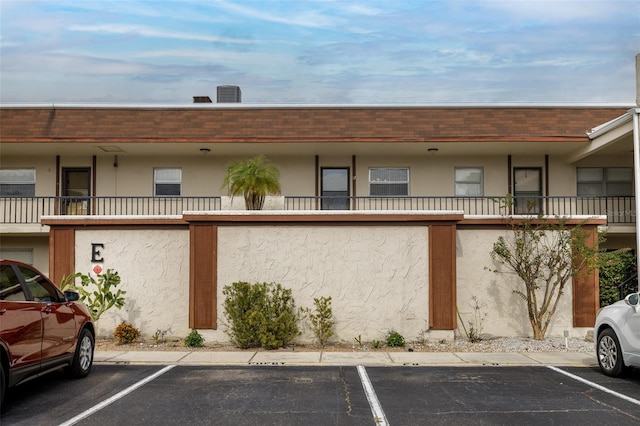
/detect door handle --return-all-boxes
[41,304,56,313]
[0,308,6,315]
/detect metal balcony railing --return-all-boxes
[0,195,635,225]
[0,196,222,224]
[284,195,636,224]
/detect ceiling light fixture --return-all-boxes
[200,148,211,154]
[428,148,439,154]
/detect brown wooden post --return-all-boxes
[429,224,457,329]
[49,227,75,287]
[573,225,600,327]
[189,223,217,329]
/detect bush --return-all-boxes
[223,281,299,350]
[184,329,205,348]
[599,249,637,307]
[301,296,334,347]
[113,321,141,345]
[386,330,405,347]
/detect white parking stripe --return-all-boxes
[357,365,389,425]
[58,364,177,426]
[547,366,640,406]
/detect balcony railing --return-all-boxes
[0,195,635,225]
[0,196,222,224]
[284,196,636,225]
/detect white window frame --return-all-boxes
[368,168,409,196]
[154,168,182,196]
[455,167,483,196]
[0,169,36,197]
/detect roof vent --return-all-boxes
[193,96,212,103]
[217,86,242,103]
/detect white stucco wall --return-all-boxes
[74,229,190,338]
[214,226,429,344]
[65,223,589,344]
[456,229,579,339]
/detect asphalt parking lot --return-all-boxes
[2,365,639,425]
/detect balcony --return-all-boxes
[0,195,635,225]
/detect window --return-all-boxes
[0,169,35,196]
[455,167,483,196]
[577,167,633,196]
[154,168,181,196]
[369,168,409,196]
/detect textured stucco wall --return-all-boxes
[457,229,581,339]
[74,229,190,338]
[215,226,429,344]
[68,224,587,343]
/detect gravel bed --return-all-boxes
[96,336,595,353]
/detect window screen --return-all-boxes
[0,169,36,196]
[369,168,409,196]
[154,168,181,196]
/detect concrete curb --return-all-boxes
[94,350,598,367]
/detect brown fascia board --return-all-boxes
[0,106,628,143]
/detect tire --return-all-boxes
[0,363,5,409]
[597,328,625,377]
[68,328,94,379]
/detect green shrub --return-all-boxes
[223,281,299,350]
[60,269,126,322]
[184,329,205,348]
[301,296,334,347]
[113,321,141,345]
[386,330,405,347]
[599,249,637,307]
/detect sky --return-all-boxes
[0,0,638,105]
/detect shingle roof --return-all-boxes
[0,105,629,144]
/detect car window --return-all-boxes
[0,264,26,301]
[17,265,61,303]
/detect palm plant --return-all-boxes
[222,156,281,210]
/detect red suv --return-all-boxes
[0,259,95,405]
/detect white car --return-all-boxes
[594,292,640,377]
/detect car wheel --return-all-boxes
[597,328,625,377]
[68,328,94,379]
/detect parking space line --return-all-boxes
[357,365,389,425]
[58,365,177,426]
[547,366,640,406]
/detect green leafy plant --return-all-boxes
[113,321,141,345]
[184,329,205,348]
[222,155,281,210]
[386,330,405,347]
[222,281,299,349]
[372,340,381,349]
[300,296,334,347]
[599,248,637,307]
[61,269,126,322]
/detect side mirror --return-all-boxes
[64,290,80,302]
[624,293,640,312]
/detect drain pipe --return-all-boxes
[635,54,640,291]
[633,108,640,291]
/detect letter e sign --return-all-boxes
[91,243,105,263]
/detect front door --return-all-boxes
[321,168,350,210]
[513,168,542,214]
[62,168,90,215]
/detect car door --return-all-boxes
[16,265,77,361]
[622,296,640,364]
[0,263,43,373]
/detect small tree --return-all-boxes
[222,155,281,210]
[489,215,600,340]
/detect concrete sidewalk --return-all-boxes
[94,349,597,367]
